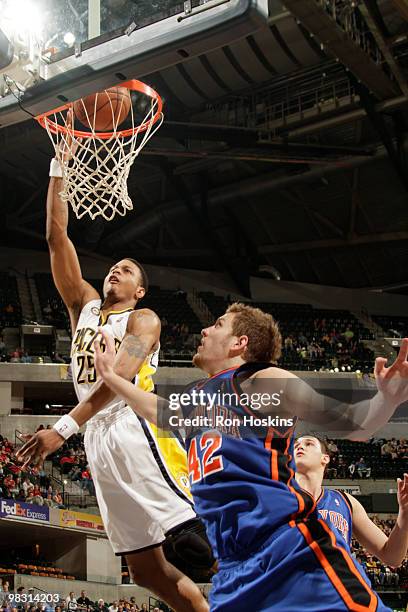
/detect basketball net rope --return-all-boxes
[44,96,163,221]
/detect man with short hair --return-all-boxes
[93,303,408,611]
[77,590,92,611]
[17,159,209,612]
[294,435,407,602]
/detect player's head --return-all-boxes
[103,258,148,306]
[193,302,281,372]
[294,436,330,476]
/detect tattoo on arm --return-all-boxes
[121,334,150,359]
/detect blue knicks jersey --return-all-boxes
[316,488,388,598]
[183,363,316,560]
[317,488,352,548]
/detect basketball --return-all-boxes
[73,86,131,131]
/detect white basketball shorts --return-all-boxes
[84,406,196,555]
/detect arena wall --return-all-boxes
[2,247,408,315]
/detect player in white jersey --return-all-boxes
[17,163,210,612]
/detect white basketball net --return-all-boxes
[41,96,163,221]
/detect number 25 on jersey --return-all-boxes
[188,432,224,484]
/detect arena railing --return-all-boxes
[62,492,97,509]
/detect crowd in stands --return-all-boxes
[0,270,392,372]
[0,585,168,612]
[4,430,405,512]
[46,431,95,497]
[353,518,408,589]
[324,438,408,480]
[127,299,375,371]
[0,434,65,509]
[0,345,68,365]
[279,321,373,372]
[199,294,375,372]
[62,591,166,612]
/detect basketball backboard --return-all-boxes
[0,0,269,128]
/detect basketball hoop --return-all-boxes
[36,80,164,221]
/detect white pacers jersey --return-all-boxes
[70,302,195,554]
[71,299,159,420]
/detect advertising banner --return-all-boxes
[59,509,105,532]
[0,498,49,523]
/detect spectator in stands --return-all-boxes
[3,474,15,496]
[108,602,118,612]
[77,591,92,611]
[379,565,399,586]
[326,440,338,454]
[79,466,95,496]
[22,478,33,497]
[343,327,354,341]
[381,440,397,460]
[397,440,408,460]
[8,476,20,497]
[348,460,356,479]
[60,450,77,474]
[94,600,108,612]
[26,488,44,506]
[356,457,371,478]
[52,490,64,508]
[9,349,21,363]
[66,592,77,611]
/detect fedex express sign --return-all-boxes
[0,498,49,522]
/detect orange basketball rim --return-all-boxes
[36,79,163,139]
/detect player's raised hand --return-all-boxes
[94,327,116,382]
[16,429,65,470]
[374,338,408,406]
[397,473,408,530]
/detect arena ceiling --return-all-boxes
[0,0,407,296]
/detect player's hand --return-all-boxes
[374,339,408,407]
[16,429,65,470]
[94,327,115,382]
[397,473,408,530]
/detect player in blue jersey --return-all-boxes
[93,303,408,611]
[294,435,408,610]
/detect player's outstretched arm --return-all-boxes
[16,310,161,468]
[348,474,408,567]
[246,339,408,439]
[46,172,98,331]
